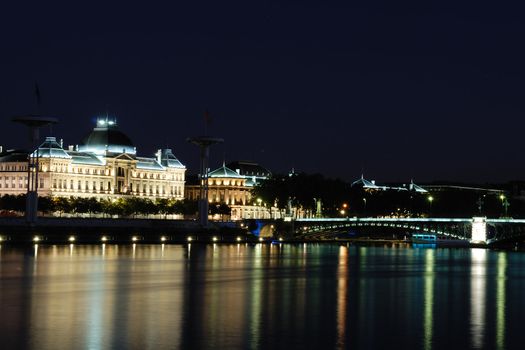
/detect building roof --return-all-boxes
[32,137,71,159]
[157,149,185,169]
[136,157,164,170]
[209,163,244,178]
[351,175,381,189]
[78,117,136,155]
[0,149,28,163]
[408,180,428,193]
[68,151,105,165]
[227,160,271,178]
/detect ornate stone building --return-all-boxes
[0,117,186,199]
[185,162,279,220]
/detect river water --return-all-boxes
[0,243,524,350]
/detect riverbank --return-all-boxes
[0,217,250,244]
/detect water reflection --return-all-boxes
[496,253,507,350]
[336,246,348,349]
[470,249,487,349]
[423,249,435,350]
[0,244,524,349]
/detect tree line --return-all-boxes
[252,172,520,218]
[0,195,231,218]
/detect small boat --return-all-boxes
[411,233,437,244]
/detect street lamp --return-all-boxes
[427,195,434,216]
[362,198,367,217]
[499,194,509,218]
[477,195,486,215]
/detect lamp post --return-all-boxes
[427,195,434,216]
[477,195,486,215]
[12,115,58,224]
[362,197,367,217]
[187,136,223,227]
[499,194,509,218]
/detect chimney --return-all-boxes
[156,149,162,163]
[68,145,74,151]
[0,146,3,153]
[60,139,64,148]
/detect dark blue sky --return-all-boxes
[1,1,524,183]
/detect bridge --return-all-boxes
[251,217,525,245]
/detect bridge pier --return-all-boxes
[471,217,487,244]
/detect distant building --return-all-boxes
[185,161,277,220]
[351,175,428,193]
[226,160,271,179]
[0,117,186,200]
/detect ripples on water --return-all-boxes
[1,243,525,350]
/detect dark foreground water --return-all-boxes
[0,243,524,350]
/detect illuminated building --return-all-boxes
[0,117,186,199]
[185,161,278,219]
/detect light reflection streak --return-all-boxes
[101,243,106,257]
[496,253,507,350]
[250,244,263,348]
[336,246,348,349]
[69,244,74,257]
[132,243,136,258]
[161,243,165,257]
[423,249,435,350]
[470,249,487,349]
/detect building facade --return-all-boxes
[185,161,276,220]
[0,117,186,200]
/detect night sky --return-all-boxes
[1,1,524,183]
